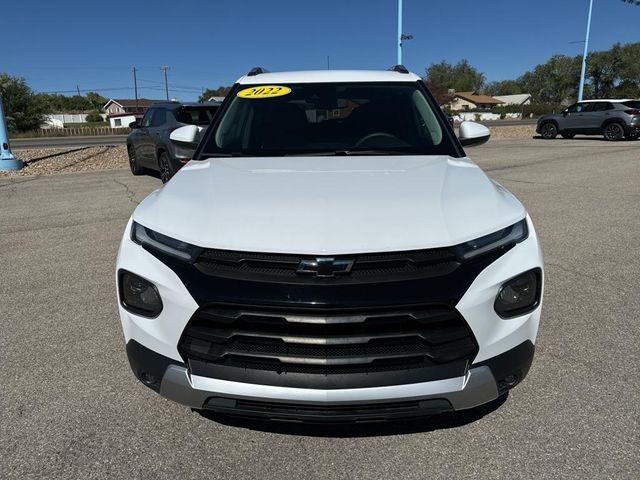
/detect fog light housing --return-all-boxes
[494,269,541,318]
[118,270,163,317]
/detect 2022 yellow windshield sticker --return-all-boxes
[237,85,291,99]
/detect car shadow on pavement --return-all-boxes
[532,135,638,142]
[195,394,508,438]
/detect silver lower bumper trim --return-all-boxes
[159,365,499,411]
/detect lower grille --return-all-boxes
[179,305,478,388]
[203,397,454,422]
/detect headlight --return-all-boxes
[118,270,163,317]
[454,218,528,260]
[494,269,542,318]
[131,222,201,262]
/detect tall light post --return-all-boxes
[577,0,594,101]
[0,96,23,171]
[397,0,413,65]
[397,0,403,64]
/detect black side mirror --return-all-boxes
[129,121,140,129]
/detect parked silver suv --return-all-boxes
[537,99,640,141]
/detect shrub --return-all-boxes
[85,110,103,123]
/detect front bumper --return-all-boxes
[127,339,534,422]
[117,215,543,420]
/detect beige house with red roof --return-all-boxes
[449,92,504,111]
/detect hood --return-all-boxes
[133,155,526,254]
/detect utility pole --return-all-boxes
[133,66,139,111]
[577,0,594,101]
[76,85,81,96]
[161,66,170,101]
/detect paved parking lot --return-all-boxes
[1,138,638,479]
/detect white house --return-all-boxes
[103,98,161,115]
[493,94,532,106]
[108,112,137,129]
[448,92,504,111]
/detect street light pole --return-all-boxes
[577,0,594,101]
[0,95,24,171]
[397,0,403,64]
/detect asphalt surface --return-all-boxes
[11,135,128,149]
[1,138,638,479]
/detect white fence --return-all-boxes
[452,112,524,123]
[43,113,107,127]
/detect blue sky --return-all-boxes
[4,0,639,101]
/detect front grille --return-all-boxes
[203,397,453,422]
[194,248,460,282]
[179,305,478,387]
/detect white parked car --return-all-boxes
[116,66,544,422]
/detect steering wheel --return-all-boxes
[354,132,401,148]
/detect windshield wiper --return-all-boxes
[202,149,421,158]
[294,149,420,156]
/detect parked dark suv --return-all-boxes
[127,102,221,182]
[537,99,640,141]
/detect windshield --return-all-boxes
[200,82,456,157]
[175,106,219,126]
[622,100,640,109]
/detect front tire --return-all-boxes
[158,151,176,184]
[128,146,143,176]
[540,123,558,139]
[603,123,624,141]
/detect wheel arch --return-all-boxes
[600,118,625,130]
[540,119,559,128]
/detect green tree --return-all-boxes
[425,59,485,92]
[484,80,524,96]
[199,86,232,102]
[517,54,581,104]
[0,73,48,132]
[86,91,107,110]
[614,42,640,97]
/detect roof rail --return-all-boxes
[247,67,269,76]
[388,65,409,74]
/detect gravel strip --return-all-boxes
[0,146,128,177]
[488,125,536,139]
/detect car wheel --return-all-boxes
[158,151,176,184]
[561,133,575,139]
[603,123,624,141]
[128,146,143,175]
[540,123,558,139]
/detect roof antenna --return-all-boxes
[247,67,269,76]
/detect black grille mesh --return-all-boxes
[194,247,460,282]
[179,305,477,378]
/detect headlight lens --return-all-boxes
[119,270,163,317]
[455,218,528,260]
[494,269,541,318]
[131,222,201,262]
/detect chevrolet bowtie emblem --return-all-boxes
[296,257,355,278]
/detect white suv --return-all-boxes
[116,67,544,422]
